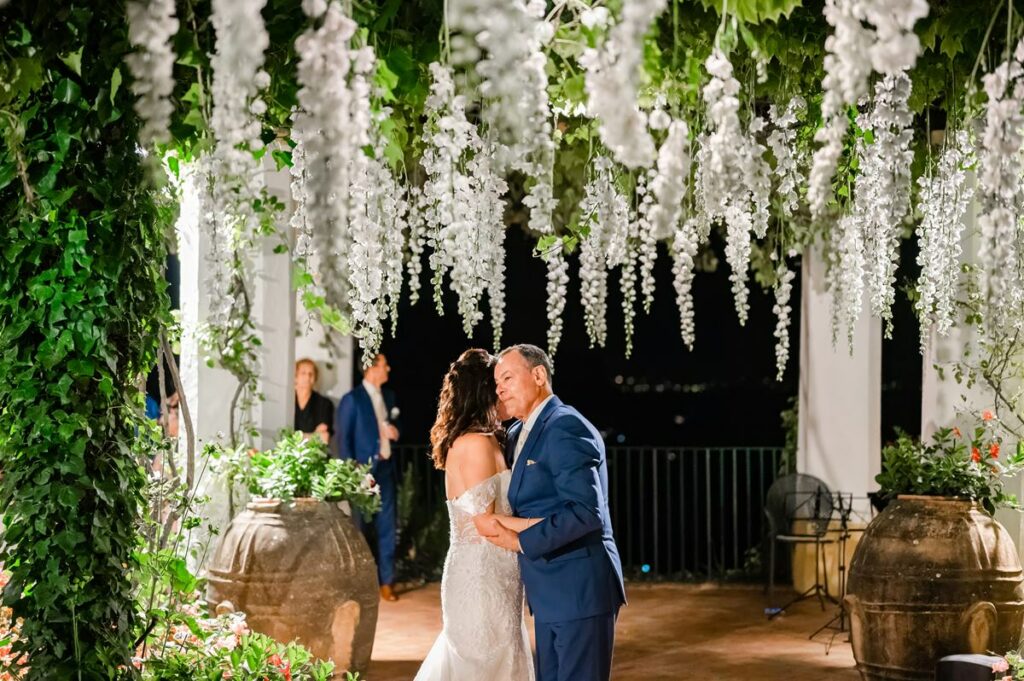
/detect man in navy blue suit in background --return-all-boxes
[477,343,625,681]
[336,352,401,602]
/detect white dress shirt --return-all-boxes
[363,380,392,460]
[513,394,554,464]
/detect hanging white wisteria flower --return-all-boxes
[579,0,667,169]
[289,134,313,263]
[347,140,409,359]
[772,264,796,381]
[292,1,374,323]
[767,96,806,219]
[125,0,179,147]
[698,49,771,325]
[618,221,641,357]
[545,242,570,357]
[421,62,509,337]
[578,156,631,348]
[448,0,556,234]
[639,120,693,308]
[405,186,428,305]
[977,38,1024,323]
[671,217,702,350]
[809,0,927,217]
[855,72,914,336]
[827,212,866,350]
[915,130,974,353]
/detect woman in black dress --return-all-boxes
[294,358,334,444]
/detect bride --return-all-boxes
[414,349,534,681]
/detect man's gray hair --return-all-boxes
[498,344,554,387]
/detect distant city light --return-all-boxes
[641,564,651,573]
[616,434,626,444]
[673,415,685,425]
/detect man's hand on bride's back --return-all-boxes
[473,513,502,537]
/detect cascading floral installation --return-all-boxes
[132,0,1024,383]
[977,38,1024,328]
[124,0,179,148]
[915,130,974,353]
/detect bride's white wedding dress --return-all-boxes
[414,470,535,681]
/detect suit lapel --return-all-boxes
[509,396,562,509]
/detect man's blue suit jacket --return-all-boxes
[336,383,398,466]
[509,395,626,624]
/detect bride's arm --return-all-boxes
[494,516,542,533]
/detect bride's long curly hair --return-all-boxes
[430,349,505,470]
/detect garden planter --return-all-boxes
[845,495,1024,681]
[206,498,379,674]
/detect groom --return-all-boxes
[479,344,625,681]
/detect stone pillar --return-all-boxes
[797,245,883,510]
[792,245,882,595]
[255,160,296,449]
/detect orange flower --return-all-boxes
[972,447,982,463]
[952,427,962,438]
[983,410,994,421]
[990,443,1001,459]
[268,654,283,668]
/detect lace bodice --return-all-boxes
[447,471,513,545]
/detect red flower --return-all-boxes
[983,410,994,421]
[990,443,1001,459]
[268,654,283,667]
[971,447,982,463]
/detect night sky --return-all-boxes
[371,227,924,449]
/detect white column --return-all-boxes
[797,245,883,512]
[177,166,238,446]
[254,161,296,449]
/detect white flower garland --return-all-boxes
[855,73,914,336]
[671,217,702,350]
[347,141,408,359]
[809,0,927,217]
[421,62,509,337]
[619,219,641,357]
[405,186,428,306]
[292,2,372,320]
[578,157,631,348]
[827,212,866,350]
[545,243,570,357]
[772,264,796,380]
[915,130,973,352]
[449,0,556,234]
[125,0,179,147]
[767,97,806,219]
[977,38,1024,323]
[698,49,770,325]
[579,0,667,169]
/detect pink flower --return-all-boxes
[229,618,250,639]
[131,657,143,670]
[214,635,237,652]
[993,658,1010,673]
[983,409,995,421]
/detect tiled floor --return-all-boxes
[367,582,861,680]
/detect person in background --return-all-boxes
[294,358,334,445]
[336,352,401,602]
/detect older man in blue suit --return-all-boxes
[477,344,625,681]
[336,352,401,602]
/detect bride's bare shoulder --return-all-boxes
[449,432,500,456]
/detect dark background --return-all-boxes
[368,229,924,449]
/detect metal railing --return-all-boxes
[391,444,786,580]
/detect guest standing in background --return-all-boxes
[337,352,401,602]
[294,358,334,445]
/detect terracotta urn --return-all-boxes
[845,495,1024,680]
[206,498,379,674]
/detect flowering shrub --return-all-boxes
[875,413,1024,515]
[139,607,335,680]
[0,567,27,679]
[207,432,381,518]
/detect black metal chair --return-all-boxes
[764,473,838,619]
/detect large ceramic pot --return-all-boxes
[206,498,379,674]
[845,495,1024,681]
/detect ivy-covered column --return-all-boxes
[0,5,167,677]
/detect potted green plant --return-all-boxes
[205,432,382,674]
[845,415,1024,681]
